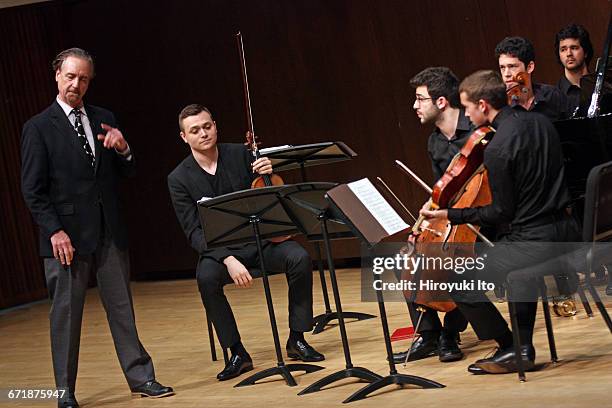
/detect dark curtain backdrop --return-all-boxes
[1,0,609,308]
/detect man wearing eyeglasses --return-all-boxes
[391,67,471,365]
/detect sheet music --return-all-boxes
[347,178,408,235]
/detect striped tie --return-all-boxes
[71,108,95,167]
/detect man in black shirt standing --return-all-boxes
[392,67,470,364]
[421,70,579,375]
[168,104,324,382]
[554,24,593,117]
[496,36,568,121]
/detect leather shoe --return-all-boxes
[391,336,438,364]
[217,353,253,381]
[467,363,487,375]
[130,380,175,398]
[58,394,79,408]
[286,338,325,362]
[438,333,463,362]
[473,345,536,374]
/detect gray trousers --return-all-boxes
[44,229,154,393]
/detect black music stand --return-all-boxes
[262,142,375,334]
[198,186,324,387]
[277,183,383,397]
[324,182,444,403]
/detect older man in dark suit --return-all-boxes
[167,104,324,382]
[21,48,173,408]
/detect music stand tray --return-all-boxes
[261,141,357,174]
[198,186,324,387]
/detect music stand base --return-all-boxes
[343,373,445,403]
[312,311,376,334]
[298,367,382,395]
[234,363,325,387]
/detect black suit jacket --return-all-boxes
[167,143,255,262]
[21,101,135,257]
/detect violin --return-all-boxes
[403,126,495,312]
[237,31,290,243]
[245,131,284,188]
[506,71,532,107]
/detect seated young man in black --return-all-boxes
[554,23,593,117]
[168,104,324,381]
[421,71,579,374]
[392,67,471,364]
[496,36,568,121]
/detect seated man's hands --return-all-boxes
[252,157,272,175]
[223,256,253,288]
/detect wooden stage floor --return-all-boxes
[1,268,611,408]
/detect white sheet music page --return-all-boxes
[347,178,409,235]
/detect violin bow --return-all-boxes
[394,160,494,248]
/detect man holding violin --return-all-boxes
[496,36,568,121]
[167,104,324,382]
[391,67,471,364]
[421,70,579,375]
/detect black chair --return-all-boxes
[205,312,229,364]
[505,160,612,382]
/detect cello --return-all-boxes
[402,126,496,313]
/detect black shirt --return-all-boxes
[557,75,582,118]
[510,82,568,121]
[447,106,571,228]
[199,152,239,197]
[427,109,473,181]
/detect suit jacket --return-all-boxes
[21,101,135,257]
[167,143,255,262]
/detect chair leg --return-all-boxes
[206,312,218,362]
[539,279,558,363]
[584,281,612,334]
[508,298,526,382]
[577,284,594,317]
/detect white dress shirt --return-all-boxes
[56,95,96,155]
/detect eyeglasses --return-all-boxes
[414,96,432,104]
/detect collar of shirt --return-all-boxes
[507,83,556,111]
[491,106,514,129]
[56,95,87,119]
[558,75,583,97]
[55,95,96,156]
[533,82,563,106]
[433,108,472,141]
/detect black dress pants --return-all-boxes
[407,303,468,335]
[450,215,579,346]
[196,240,313,348]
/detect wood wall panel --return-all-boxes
[0,2,67,308]
[1,0,609,306]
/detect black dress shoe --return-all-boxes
[217,353,254,381]
[438,333,463,362]
[474,345,536,374]
[391,336,438,364]
[131,380,175,398]
[467,363,487,375]
[58,394,79,408]
[286,339,325,362]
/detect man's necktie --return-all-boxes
[71,108,95,167]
